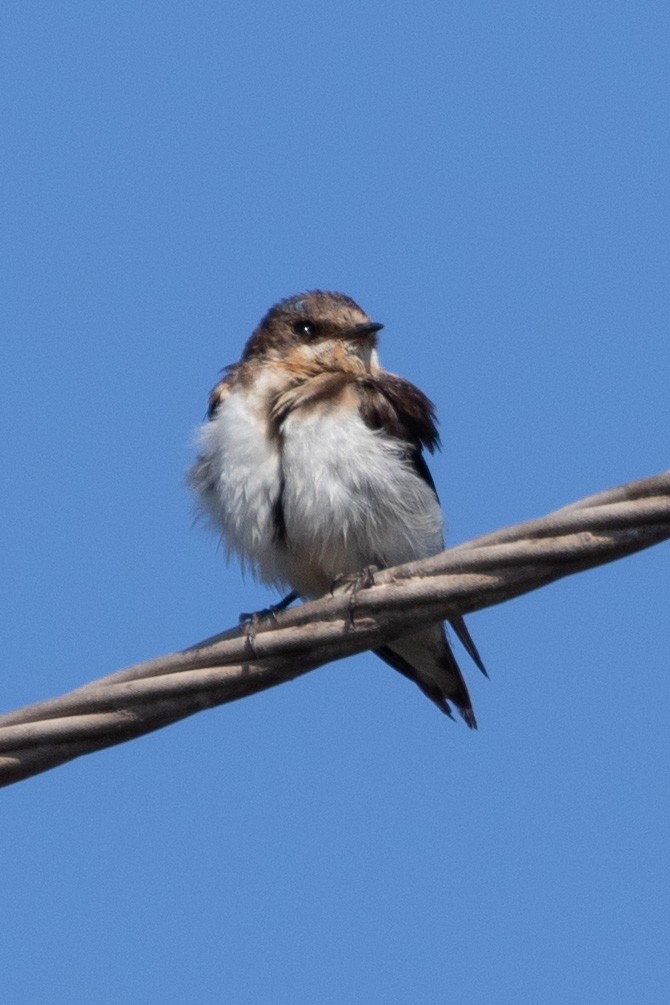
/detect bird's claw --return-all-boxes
[238,591,299,651]
[238,590,298,627]
[330,565,378,625]
[239,606,276,627]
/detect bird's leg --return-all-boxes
[239,591,299,656]
[330,565,379,626]
[239,590,299,626]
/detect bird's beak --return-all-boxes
[348,321,384,340]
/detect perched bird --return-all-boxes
[189,290,486,725]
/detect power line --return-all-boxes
[1,470,669,788]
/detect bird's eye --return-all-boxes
[292,320,317,338]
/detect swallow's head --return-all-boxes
[241,291,384,374]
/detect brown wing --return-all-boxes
[358,373,488,707]
[357,373,440,495]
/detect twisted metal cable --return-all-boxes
[1,470,669,788]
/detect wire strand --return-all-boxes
[1,470,669,788]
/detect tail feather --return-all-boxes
[448,614,488,678]
[374,621,479,728]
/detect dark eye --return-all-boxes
[292,320,318,338]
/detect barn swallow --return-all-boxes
[189,290,486,726]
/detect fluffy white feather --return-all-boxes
[280,403,443,596]
[191,380,286,587]
[191,381,443,597]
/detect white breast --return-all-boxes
[191,377,444,599]
[190,381,287,587]
[279,405,444,597]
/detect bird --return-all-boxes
[188,290,487,726]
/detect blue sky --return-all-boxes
[2,3,669,1002]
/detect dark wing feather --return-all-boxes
[357,374,440,495]
[448,614,489,678]
[358,372,489,696]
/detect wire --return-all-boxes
[1,470,669,788]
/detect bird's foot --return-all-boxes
[239,591,298,652]
[330,566,378,626]
[238,590,298,626]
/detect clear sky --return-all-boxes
[2,3,669,1002]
